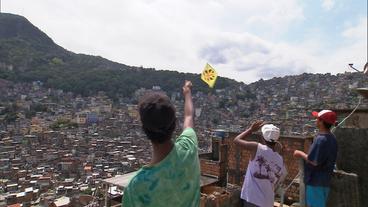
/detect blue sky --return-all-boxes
[3,0,367,83]
[284,0,366,47]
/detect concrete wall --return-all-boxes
[327,170,360,207]
[334,128,368,206]
[336,110,368,129]
[200,142,228,187]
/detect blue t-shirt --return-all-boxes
[304,133,338,187]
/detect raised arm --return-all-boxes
[183,80,194,129]
[233,121,264,159]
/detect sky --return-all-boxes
[3,0,367,83]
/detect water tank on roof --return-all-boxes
[213,129,226,139]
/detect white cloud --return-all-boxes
[4,0,305,82]
[342,18,367,40]
[199,33,309,81]
[322,0,335,11]
[289,16,367,75]
[3,0,366,83]
[326,17,367,72]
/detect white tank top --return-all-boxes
[241,143,286,207]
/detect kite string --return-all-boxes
[332,96,362,132]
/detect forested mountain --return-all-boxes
[0,13,239,99]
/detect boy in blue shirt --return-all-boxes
[294,110,338,207]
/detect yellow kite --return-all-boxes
[201,63,218,88]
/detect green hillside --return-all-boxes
[0,13,239,99]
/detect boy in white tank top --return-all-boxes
[234,121,287,207]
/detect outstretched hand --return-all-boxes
[183,80,192,95]
[293,150,306,158]
[249,120,265,132]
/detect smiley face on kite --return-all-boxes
[201,63,218,88]
[203,68,216,82]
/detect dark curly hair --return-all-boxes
[138,92,177,144]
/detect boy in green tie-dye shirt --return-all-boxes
[122,81,200,207]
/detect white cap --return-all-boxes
[261,124,280,142]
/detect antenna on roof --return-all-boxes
[348,63,360,72]
[348,62,368,76]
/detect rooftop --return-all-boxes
[102,171,218,189]
[354,88,368,99]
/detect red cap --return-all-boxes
[312,110,337,125]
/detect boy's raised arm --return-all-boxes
[233,121,264,159]
[183,80,194,130]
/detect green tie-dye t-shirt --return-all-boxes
[122,128,200,207]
